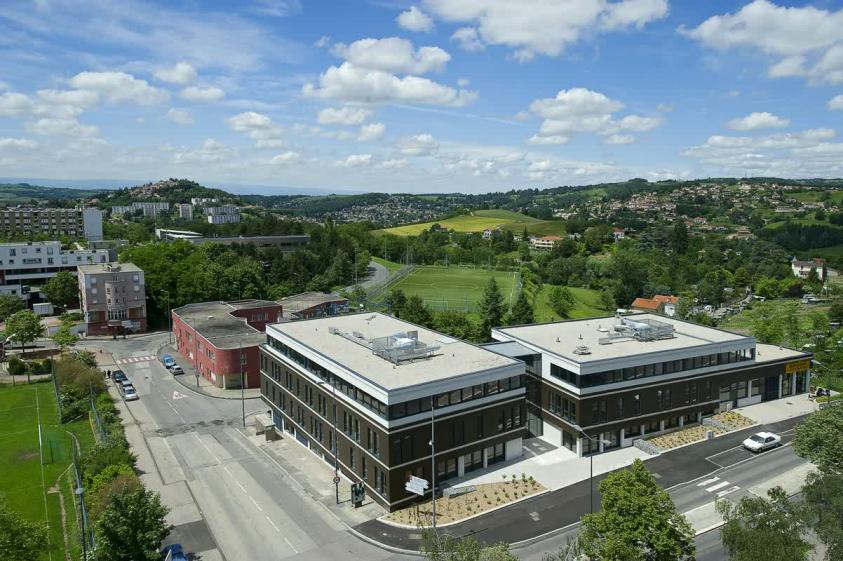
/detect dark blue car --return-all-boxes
[162,544,188,561]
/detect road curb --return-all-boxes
[155,342,262,402]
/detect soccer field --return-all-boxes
[0,383,90,561]
[389,266,519,312]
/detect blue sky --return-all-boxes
[2,0,843,194]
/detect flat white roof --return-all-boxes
[754,343,808,363]
[494,313,755,365]
[267,313,521,392]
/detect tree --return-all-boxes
[341,285,367,311]
[5,310,44,360]
[0,498,49,561]
[829,299,843,323]
[402,296,433,327]
[670,220,689,255]
[41,271,78,307]
[717,487,812,561]
[0,294,24,322]
[748,304,785,345]
[478,277,504,340]
[802,470,843,560]
[793,404,843,474]
[578,459,695,561]
[507,290,534,325]
[421,526,518,561]
[50,323,79,354]
[386,289,407,317]
[92,485,169,561]
[434,311,479,342]
[548,286,575,319]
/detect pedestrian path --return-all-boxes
[116,354,157,364]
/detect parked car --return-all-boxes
[170,364,184,375]
[742,431,781,452]
[112,370,127,383]
[122,384,139,401]
[118,378,133,393]
[162,355,176,369]
[162,544,187,561]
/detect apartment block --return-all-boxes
[205,206,241,225]
[260,313,526,510]
[177,203,193,220]
[0,241,111,301]
[111,202,171,218]
[488,314,811,456]
[77,262,147,335]
[0,207,103,241]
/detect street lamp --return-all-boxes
[163,289,172,344]
[239,343,246,428]
[316,378,340,504]
[570,423,610,515]
[429,395,437,529]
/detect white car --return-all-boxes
[743,431,781,452]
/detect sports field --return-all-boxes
[0,383,94,561]
[388,265,519,312]
[380,209,566,237]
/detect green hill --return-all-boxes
[0,183,101,204]
[380,209,565,236]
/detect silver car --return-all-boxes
[121,383,139,401]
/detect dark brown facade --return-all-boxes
[260,348,527,510]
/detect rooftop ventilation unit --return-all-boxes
[329,327,440,364]
[598,316,675,345]
[573,345,591,355]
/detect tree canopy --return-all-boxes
[793,403,843,474]
[92,484,168,561]
[0,499,48,561]
[41,271,78,307]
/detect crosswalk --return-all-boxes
[116,355,157,365]
[697,476,740,498]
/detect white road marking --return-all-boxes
[265,515,280,533]
[172,390,187,400]
[249,496,263,512]
[116,355,156,364]
[284,537,298,553]
[223,466,233,476]
[235,480,247,493]
[706,481,731,493]
[697,477,720,487]
[716,486,741,498]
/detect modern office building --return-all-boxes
[77,262,147,335]
[0,207,103,241]
[172,300,282,389]
[260,313,526,510]
[487,314,811,456]
[279,291,349,320]
[0,241,111,301]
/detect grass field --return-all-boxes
[388,265,520,312]
[718,298,831,335]
[533,285,608,321]
[380,209,565,237]
[371,256,404,275]
[0,382,95,561]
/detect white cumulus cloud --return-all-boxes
[727,112,790,131]
[424,0,667,60]
[154,61,198,84]
[397,133,439,156]
[828,95,843,111]
[358,122,386,141]
[167,108,194,125]
[227,111,283,147]
[398,6,434,33]
[69,71,169,105]
[317,106,373,125]
[331,38,450,74]
[682,0,843,85]
[180,86,225,102]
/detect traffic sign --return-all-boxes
[405,475,429,496]
[333,476,340,484]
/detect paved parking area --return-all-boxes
[705,429,794,469]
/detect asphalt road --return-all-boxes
[346,260,390,292]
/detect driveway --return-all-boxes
[346,260,390,291]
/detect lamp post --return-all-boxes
[75,486,87,560]
[316,378,340,504]
[239,343,246,428]
[429,395,437,529]
[570,423,610,515]
[163,289,172,344]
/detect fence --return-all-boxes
[366,265,416,309]
[70,434,96,554]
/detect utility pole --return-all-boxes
[429,396,436,529]
[165,290,172,344]
[240,344,246,428]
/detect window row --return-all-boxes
[550,349,754,389]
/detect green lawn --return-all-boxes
[533,285,608,322]
[719,298,831,335]
[389,266,519,312]
[380,209,565,237]
[0,382,95,561]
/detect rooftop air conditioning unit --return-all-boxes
[573,345,591,355]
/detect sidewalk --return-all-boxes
[156,343,262,401]
[94,349,224,561]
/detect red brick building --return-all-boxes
[171,300,282,389]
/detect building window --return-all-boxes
[632,394,640,415]
[591,400,607,422]
[349,448,356,470]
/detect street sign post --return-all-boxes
[405,475,429,496]
[351,482,366,507]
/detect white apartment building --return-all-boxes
[0,241,111,301]
[530,236,562,251]
[112,202,171,218]
[177,203,193,220]
[0,207,103,241]
[205,206,241,225]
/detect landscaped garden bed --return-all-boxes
[383,473,545,526]
[645,410,756,451]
